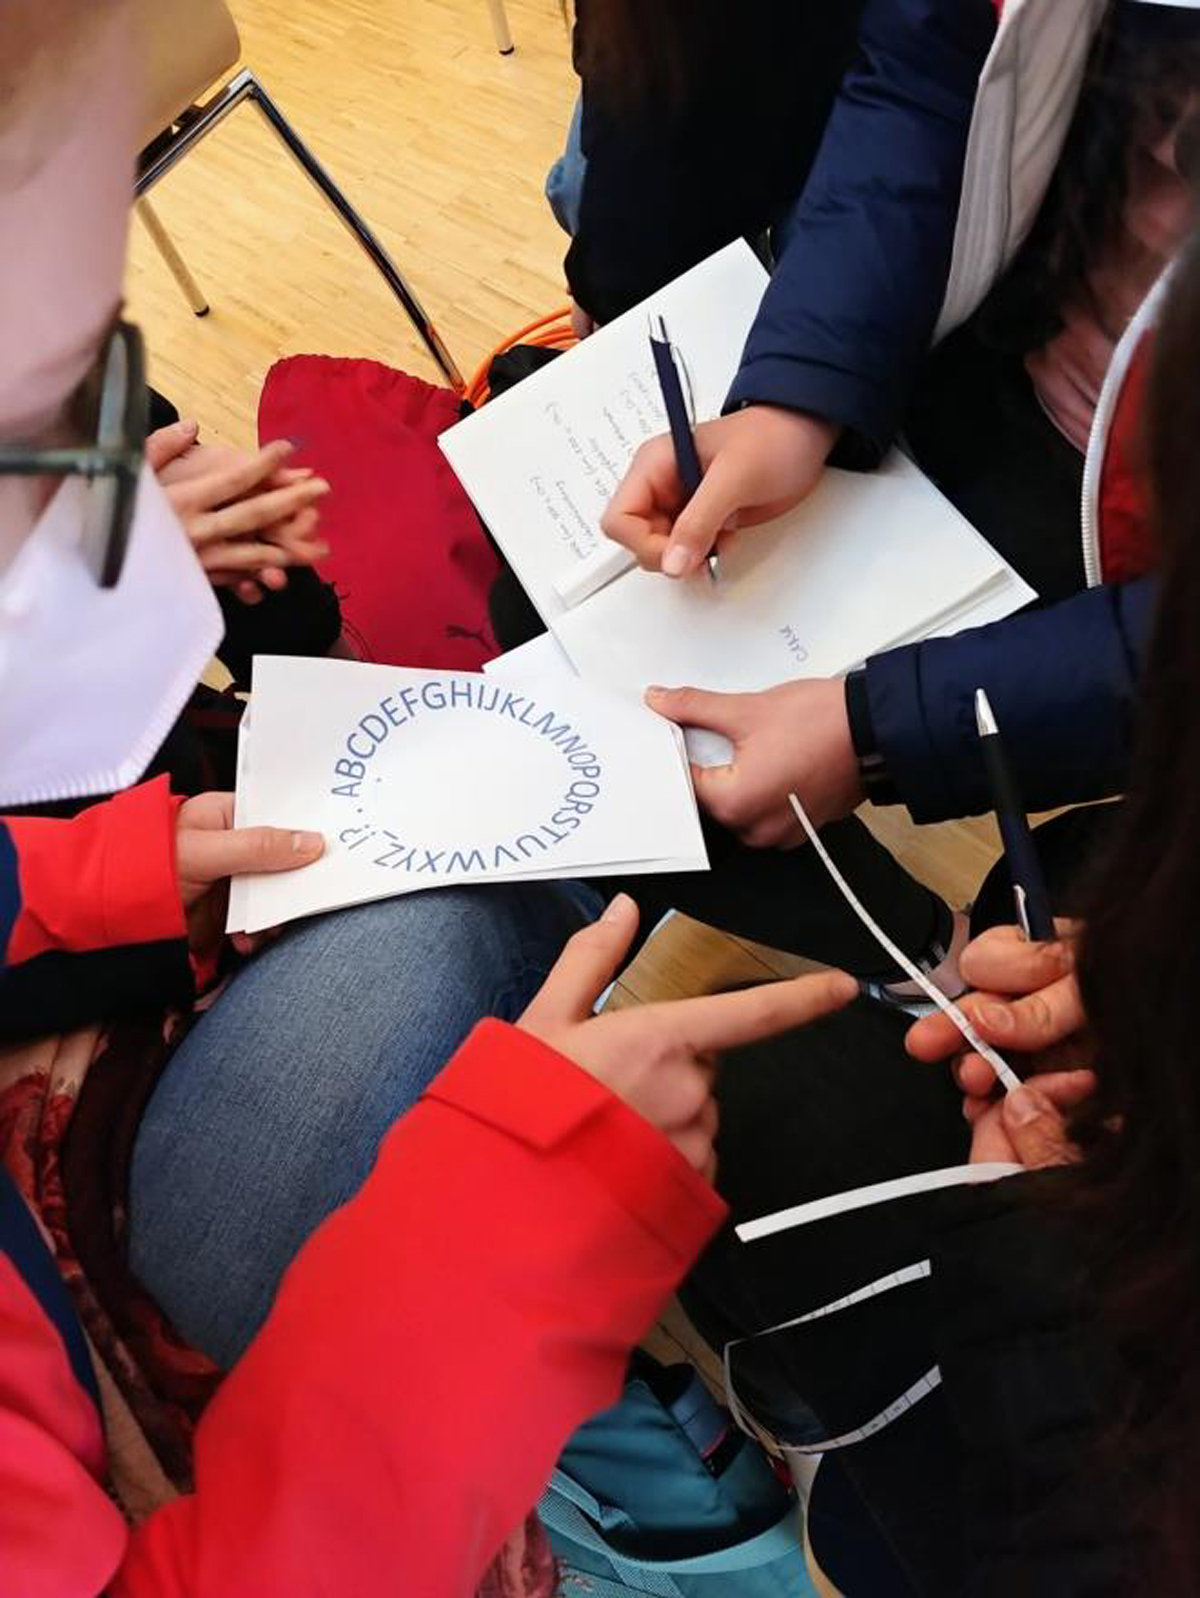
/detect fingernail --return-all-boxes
[978,1001,1013,1036]
[662,546,691,578]
[645,685,666,702]
[602,892,635,923]
[1054,940,1076,971]
[182,418,199,437]
[1004,1085,1040,1126]
[293,830,323,853]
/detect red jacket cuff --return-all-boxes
[426,1019,727,1263]
[5,777,185,965]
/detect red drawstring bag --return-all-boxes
[257,355,500,669]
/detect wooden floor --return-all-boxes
[126,0,579,444]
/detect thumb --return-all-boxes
[146,418,199,471]
[179,824,325,888]
[661,454,745,577]
[644,684,748,738]
[1001,1084,1072,1169]
[521,894,640,1027]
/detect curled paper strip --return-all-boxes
[787,791,1021,1094]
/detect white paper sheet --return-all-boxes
[228,656,708,933]
[440,240,770,623]
[551,453,1035,695]
[484,630,737,768]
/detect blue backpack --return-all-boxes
[540,1354,817,1597]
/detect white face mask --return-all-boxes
[0,3,223,805]
[0,467,222,807]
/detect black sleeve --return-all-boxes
[0,940,194,1046]
[216,567,342,690]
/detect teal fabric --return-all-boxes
[542,1361,817,1597]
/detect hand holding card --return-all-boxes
[228,656,707,934]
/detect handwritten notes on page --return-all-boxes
[227,656,707,934]
[440,241,1034,701]
[440,240,769,622]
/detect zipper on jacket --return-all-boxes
[1079,265,1174,589]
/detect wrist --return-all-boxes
[752,403,841,458]
[789,677,863,822]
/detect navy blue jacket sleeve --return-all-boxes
[864,579,1156,824]
[726,0,997,467]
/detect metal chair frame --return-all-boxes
[136,67,465,392]
[486,0,514,53]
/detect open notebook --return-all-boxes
[441,240,1034,695]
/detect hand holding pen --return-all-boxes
[904,697,1086,1105]
[601,398,839,578]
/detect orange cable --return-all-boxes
[465,304,576,407]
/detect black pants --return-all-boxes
[566,1,863,322]
[682,807,1115,1594]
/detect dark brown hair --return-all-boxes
[1070,223,1200,1584]
[984,3,1200,349]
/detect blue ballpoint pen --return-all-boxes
[975,688,1056,942]
[648,315,718,582]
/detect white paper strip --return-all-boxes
[737,1161,1022,1243]
[787,791,1021,1093]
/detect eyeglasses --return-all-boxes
[0,320,148,588]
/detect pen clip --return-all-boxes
[648,315,698,428]
[648,314,713,582]
[1013,883,1032,941]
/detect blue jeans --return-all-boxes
[545,97,586,235]
[129,881,601,1368]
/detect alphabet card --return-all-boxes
[227,655,708,934]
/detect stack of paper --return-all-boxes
[227,656,707,935]
[440,240,1035,699]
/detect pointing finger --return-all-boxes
[669,968,859,1055]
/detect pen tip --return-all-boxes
[974,688,998,737]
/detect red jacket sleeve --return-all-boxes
[0,776,185,968]
[105,1019,725,1597]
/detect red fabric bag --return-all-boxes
[257,355,500,669]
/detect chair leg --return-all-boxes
[137,70,465,392]
[134,197,210,317]
[486,0,515,54]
